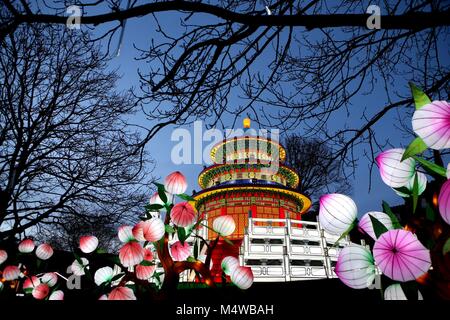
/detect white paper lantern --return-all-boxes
[94,266,114,286]
[375,148,416,188]
[36,243,53,260]
[412,100,450,150]
[384,284,423,300]
[358,211,394,240]
[41,272,58,287]
[2,265,20,281]
[0,250,7,265]
[319,193,357,235]
[79,236,99,254]
[18,239,35,253]
[334,245,376,289]
[230,266,254,290]
[221,256,240,276]
[49,290,64,300]
[394,172,427,197]
[213,216,236,237]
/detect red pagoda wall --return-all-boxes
[200,193,302,240]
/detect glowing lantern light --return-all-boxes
[230,266,254,290]
[334,245,376,289]
[319,193,357,235]
[384,284,423,300]
[18,239,35,253]
[438,179,450,225]
[213,216,236,237]
[164,171,187,195]
[36,243,53,260]
[171,202,197,227]
[79,236,99,254]
[221,256,240,276]
[358,211,394,240]
[375,148,416,188]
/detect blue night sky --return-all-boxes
[85,8,447,217]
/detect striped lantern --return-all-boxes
[438,179,450,225]
[135,264,155,280]
[221,256,240,276]
[164,171,188,195]
[394,172,427,197]
[384,284,423,300]
[118,225,135,243]
[358,211,394,240]
[170,241,191,261]
[94,266,113,286]
[49,290,64,300]
[32,283,49,300]
[18,239,35,253]
[119,242,144,267]
[447,163,450,179]
[108,286,136,300]
[71,257,89,276]
[2,265,20,281]
[319,193,357,235]
[334,245,376,289]
[0,250,7,265]
[171,202,197,227]
[412,100,450,150]
[35,243,53,260]
[136,218,165,242]
[23,276,40,291]
[375,148,416,188]
[230,266,254,290]
[79,236,99,254]
[41,272,58,287]
[213,216,236,237]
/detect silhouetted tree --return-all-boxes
[0,1,447,174]
[283,135,351,214]
[0,24,152,241]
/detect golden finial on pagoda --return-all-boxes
[243,118,251,129]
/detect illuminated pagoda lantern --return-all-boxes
[193,119,353,282]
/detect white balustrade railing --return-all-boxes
[241,217,354,281]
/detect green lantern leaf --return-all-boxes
[443,238,450,256]
[222,237,235,247]
[393,186,411,196]
[177,227,187,245]
[153,182,168,204]
[382,201,402,229]
[73,252,83,266]
[412,173,419,214]
[401,137,428,161]
[165,225,175,234]
[332,220,356,247]
[140,260,155,266]
[178,194,196,202]
[186,256,197,263]
[145,204,164,212]
[425,204,436,222]
[409,82,431,110]
[369,214,389,239]
[111,273,125,282]
[412,156,447,177]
